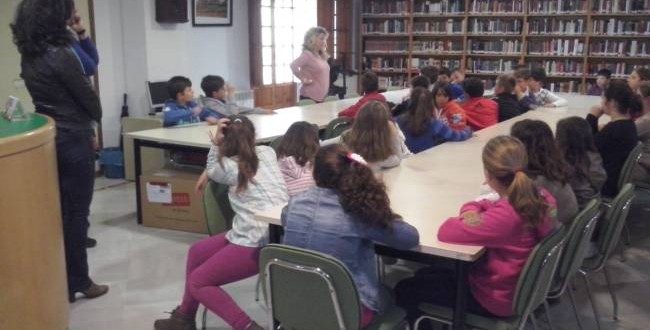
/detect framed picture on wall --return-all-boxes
[192,0,233,26]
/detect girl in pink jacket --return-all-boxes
[276,121,319,197]
[396,135,557,323]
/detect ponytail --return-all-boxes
[507,171,550,228]
[218,115,259,193]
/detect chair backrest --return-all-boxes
[618,143,643,190]
[202,180,234,236]
[260,244,361,330]
[269,135,284,152]
[592,183,635,268]
[323,117,352,140]
[549,199,601,296]
[512,228,566,319]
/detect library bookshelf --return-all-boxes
[360,0,650,93]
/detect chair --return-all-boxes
[579,183,635,330]
[269,135,284,152]
[297,99,315,106]
[323,117,353,140]
[546,199,602,330]
[260,244,408,330]
[414,228,567,330]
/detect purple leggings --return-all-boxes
[178,233,260,330]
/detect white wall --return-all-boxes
[94,0,250,147]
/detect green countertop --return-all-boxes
[0,114,48,139]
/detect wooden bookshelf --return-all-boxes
[359,0,650,93]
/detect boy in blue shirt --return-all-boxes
[438,67,464,101]
[163,76,218,127]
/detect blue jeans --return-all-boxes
[56,128,95,295]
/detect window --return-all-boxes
[259,0,317,86]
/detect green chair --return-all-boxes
[260,244,408,330]
[546,199,602,330]
[414,228,567,330]
[298,99,315,106]
[579,183,635,330]
[616,143,643,191]
[323,117,353,140]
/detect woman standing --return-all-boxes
[12,0,108,302]
[290,27,330,103]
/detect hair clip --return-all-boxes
[233,118,243,123]
[347,153,368,166]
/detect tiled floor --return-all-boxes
[68,178,650,330]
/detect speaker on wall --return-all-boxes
[155,0,188,23]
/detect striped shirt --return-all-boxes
[278,156,316,197]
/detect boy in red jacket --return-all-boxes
[461,77,498,130]
[338,71,386,118]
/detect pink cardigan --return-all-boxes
[438,190,557,317]
[290,50,330,102]
[278,156,315,197]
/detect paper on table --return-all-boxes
[146,182,172,203]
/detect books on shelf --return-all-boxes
[592,0,650,13]
[527,38,585,56]
[548,81,583,93]
[588,62,650,77]
[530,59,584,76]
[467,58,518,73]
[363,1,409,15]
[469,19,523,34]
[469,39,522,54]
[362,19,409,34]
[414,0,464,14]
[590,39,650,57]
[414,57,462,69]
[529,0,587,13]
[364,40,409,52]
[592,19,650,35]
[378,76,408,89]
[413,19,464,34]
[412,40,465,54]
[366,56,409,71]
[528,18,585,35]
[469,0,524,13]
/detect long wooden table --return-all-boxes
[254,94,603,330]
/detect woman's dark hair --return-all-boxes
[219,115,259,193]
[634,67,650,81]
[604,80,643,117]
[168,76,192,99]
[556,117,599,184]
[342,101,395,163]
[404,87,433,136]
[432,82,453,107]
[313,144,400,229]
[11,0,75,57]
[276,121,320,167]
[511,119,568,184]
[201,75,225,97]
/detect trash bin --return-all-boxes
[100,147,125,179]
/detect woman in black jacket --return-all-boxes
[12,0,108,302]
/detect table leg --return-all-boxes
[453,261,469,330]
[134,138,143,224]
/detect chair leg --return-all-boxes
[255,276,261,302]
[529,313,539,330]
[581,271,603,330]
[201,307,207,330]
[602,265,619,321]
[623,223,631,246]
[543,301,556,330]
[567,286,584,330]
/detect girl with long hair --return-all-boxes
[556,117,607,208]
[155,116,288,330]
[290,26,330,102]
[396,136,556,322]
[276,121,320,197]
[282,144,419,327]
[397,87,472,153]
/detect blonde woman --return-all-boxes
[290,26,330,103]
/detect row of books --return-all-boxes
[365,57,409,70]
[592,0,650,13]
[528,18,585,35]
[548,81,584,93]
[414,0,464,14]
[413,57,462,69]
[378,76,408,88]
[589,62,650,76]
[364,40,409,52]
[469,39,522,54]
[413,19,464,34]
[469,19,522,34]
[590,40,650,57]
[467,59,518,73]
[536,60,585,75]
[412,40,465,53]
[469,0,524,13]
[592,19,650,36]
[529,0,588,13]
[527,39,585,56]
[362,1,409,15]
[362,20,408,34]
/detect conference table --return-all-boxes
[254,93,603,330]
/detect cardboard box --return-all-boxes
[140,168,208,234]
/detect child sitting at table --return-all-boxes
[587,68,611,96]
[461,77,498,131]
[392,75,431,117]
[437,67,464,101]
[397,87,472,154]
[628,67,650,96]
[513,68,537,112]
[528,68,568,108]
[323,101,411,171]
[199,75,273,118]
[338,71,386,118]
[511,120,578,225]
[282,143,419,328]
[155,115,288,330]
[395,135,557,323]
[276,121,320,197]
[433,82,467,131]
[492,75,523,122]
[162,76,218,127]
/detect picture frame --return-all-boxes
[192,0,233,27]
